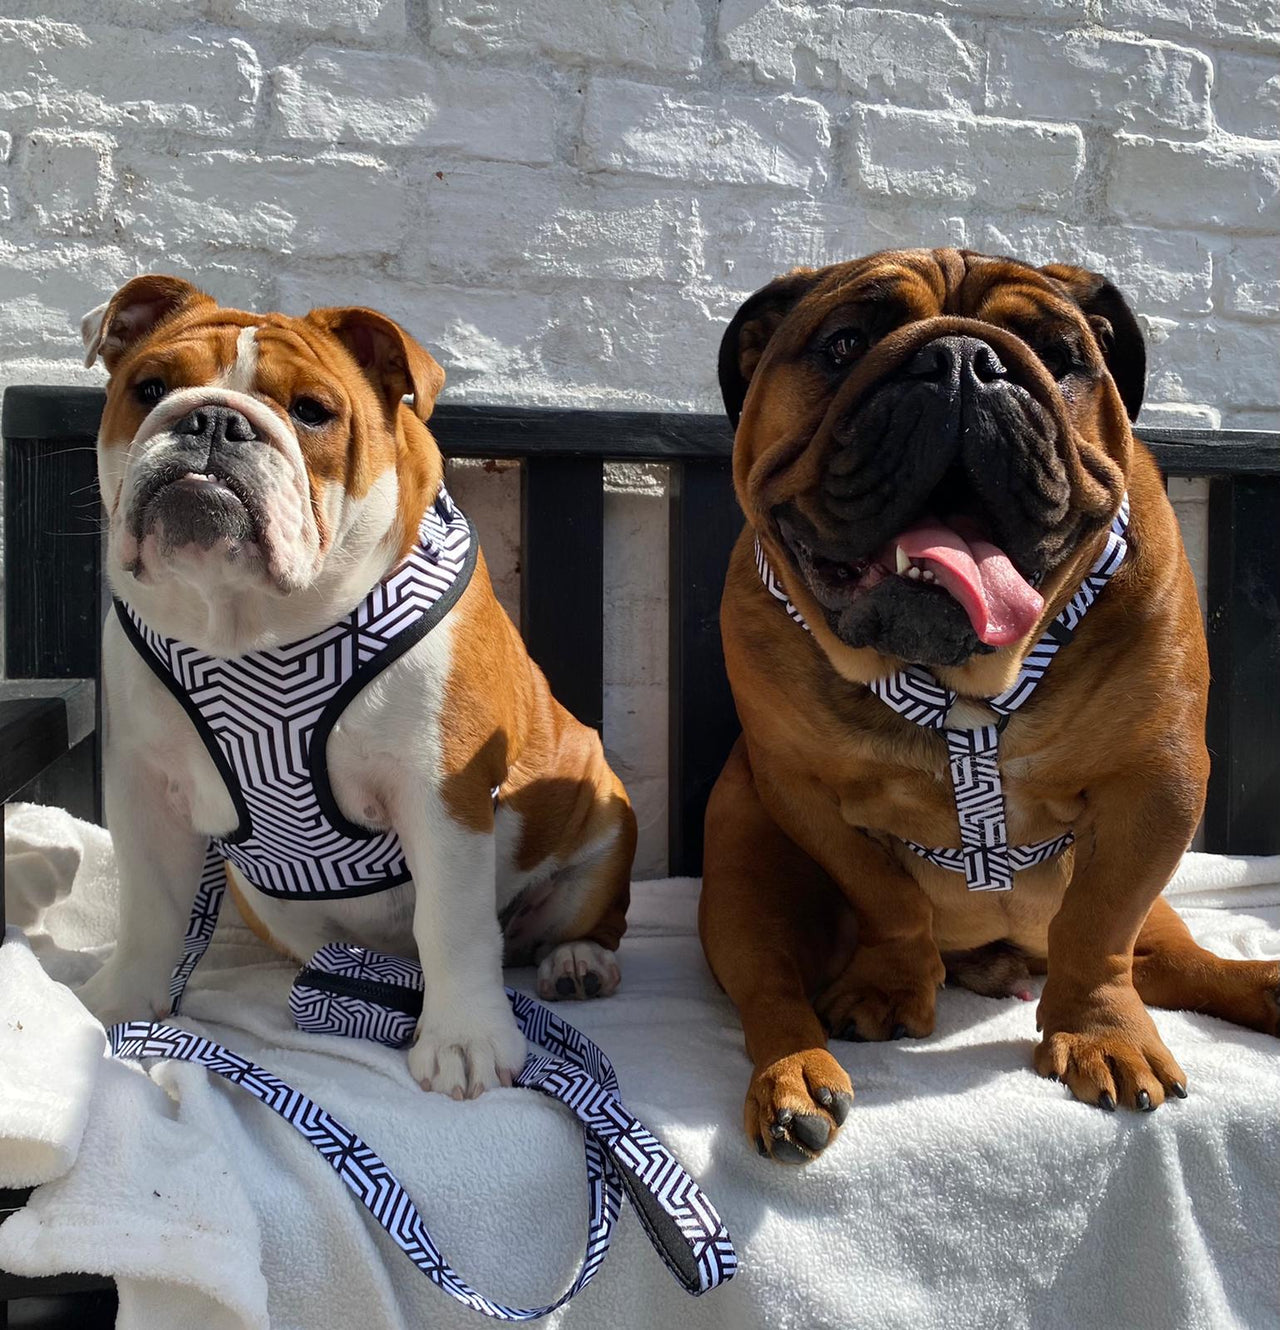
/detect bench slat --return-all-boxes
[1205,476,1280,853]
[3,385,1279,866]
[0,1283,118,1326]
[3,438,103,683]
[521,457,604,732]
[668,459,743,877]
[8,388,1280,475]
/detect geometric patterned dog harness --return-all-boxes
[755,495,1130,892]
[116,485,476,900]
[116,486,476,1004]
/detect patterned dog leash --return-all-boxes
[108,941,737,1317]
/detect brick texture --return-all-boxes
[272,47,556,161]
[428,0,704,73]
[2,2,1277,872]
[582,79,830,190]
[853,107,1084,210]
[718,1,981,112]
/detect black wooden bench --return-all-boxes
[2,383,1278,1327]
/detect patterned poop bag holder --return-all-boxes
[112,941,737,1321]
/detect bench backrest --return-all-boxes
[4,384,1280,868]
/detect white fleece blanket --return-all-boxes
[2,802,1278,1330]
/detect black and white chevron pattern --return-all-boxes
[904,830,1075,876]
[108,971,737,1319]
[752,537,809,629]
[120,489,473,901]
[292,986,418,1047]
[868,664,954,729]
[287,952,738,1294]
[986,495,1130,717]
[168,844,228,1011]
[753,498,1130,892]
[944,725,1014,891]
[291,943,427,1046]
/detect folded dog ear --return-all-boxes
[82,274,212,372]
[308,307,445,423]
[719,269,820,429]
[1040,264,1146,422]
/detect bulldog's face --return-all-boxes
[85,275,445,652]
[722,248,1141,672]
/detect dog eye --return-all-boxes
[826,328,866,366]
[1037,343,1076,380]
[134,378,167,405]
[290,396,333,427]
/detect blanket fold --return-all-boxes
[0,930,104,1187]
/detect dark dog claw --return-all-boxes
[768,1121,788,1140]
[890,1024,908,1040]
[815,1084,853,1125]
[756,1136,768,1157]
[1172,1081,1188,1099]
[1098,1092,1116,1112]
[769,1136,809,1165]
[583,972,601,997]
[1136,1090,1153,1112]
[789,1112,831,1153]
[837,1024,866,1043]
[555,976,575,997]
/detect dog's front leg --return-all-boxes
[1035,761,1203,1111]
[77,745,210,1025]
[702,740,856,1164]
[755,764,947,1042]
[394,782,526,1098]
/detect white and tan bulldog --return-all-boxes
[76,275,635,1098]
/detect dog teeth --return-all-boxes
[895,545,911,574]
[906,566,922,580]
[921,568,935,582]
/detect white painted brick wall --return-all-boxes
[2,1,1277,873]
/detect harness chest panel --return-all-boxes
[755,497,1130,892]
[117,488,476,902]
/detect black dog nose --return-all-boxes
[905,336,1007,387]
[174,405,259,446]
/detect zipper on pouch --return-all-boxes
[293,966,424,1017]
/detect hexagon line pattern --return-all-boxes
[120,488,473,902]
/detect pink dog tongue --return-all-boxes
[894,520,1044,646]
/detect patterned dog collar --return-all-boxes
[754,496,1131,891]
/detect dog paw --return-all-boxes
[1034,992,1186,1111]
[408,1002,526,1099]
[536,940,620,1001]
[817,939,944,1041]
[746,1050,854,1165]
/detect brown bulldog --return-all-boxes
[699,248,1280,1163]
